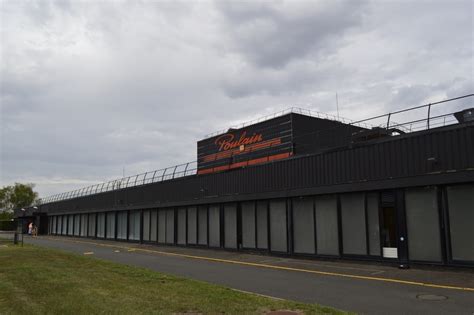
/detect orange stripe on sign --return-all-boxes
[202,138,282,162]
[268,152,291,161]
[197,168,214,175]
[229,161,248,169]
[212,165,230,172]
[197,152,292,175]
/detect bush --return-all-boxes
[0,211,13,221]
[0,220,16,231]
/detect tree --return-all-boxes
[0,183,39,219]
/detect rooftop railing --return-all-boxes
[204,107,374,138]
[37,161,197,205]
[37,93,473,206]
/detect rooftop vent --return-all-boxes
[454,108,474,123]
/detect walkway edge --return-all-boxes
[42,237,474,292]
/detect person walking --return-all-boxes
[28,222,33,235]
[32,224,38,238]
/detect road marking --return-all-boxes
[83,251,94,255]
[229,288,286,301]
[41,237,474,292]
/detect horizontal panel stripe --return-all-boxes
[198,152,292,175]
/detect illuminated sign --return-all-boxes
[197,114,294,174]
[215,131,263,151]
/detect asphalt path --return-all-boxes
[25,237,474,315]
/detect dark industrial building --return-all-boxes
[15,97,474,268]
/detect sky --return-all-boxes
[1,0,473,198]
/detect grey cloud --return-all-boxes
[216,0,368,69]
[1,0,472,198]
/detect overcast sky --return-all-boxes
[1,0,473,198]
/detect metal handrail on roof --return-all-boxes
[36,94,473,206]
[204,107,373,138]
[36,161,198,205]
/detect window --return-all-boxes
[447,184,474,262]
[165,209,174,244]
[97,213,105,238]
[177,208,186,245]
[405,187,441,262]
[74,214,80,236]
[269,200,287,253]
[80,214,88,237]
[256,201,268,249]
[315,195,339,256]
[106,212,115,239]
[128,211,140,241]
[187,207,197,244]
[117,212,127,240]
[292,197,315,254]
[224,204,237,249]
[241,202,256,249]
[143,211,150,241]
[208,205,220,247]
[367,193,381,256]
[198,206,208,245]
[340,193,367,255]
[88,213,96,237]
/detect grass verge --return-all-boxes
[0,244,346,314]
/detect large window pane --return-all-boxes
[88,213,96,237]
[74,214,80,236]
[80,214,88,237]
[57,216,62,235]
[340,193,367,255]
[129,211,141,241]
[256,201,268,249]
[52,216,57,234]
[293,197,315,254]
[224,204,237,249]
[150,210,157,242]
[117,211,127,240]
[106,212,115,239]
[158,210,166,243]
[315,195,339,256]
[166,209,174,244]
[97,213,105,238]
[208,205,220,247]
[405,187,441,262]
[143,210,150,241]
[63,215,68,235]
[177,208,186,245]
[447,185,474,262]
[241,202,256,249]
[58,216,63,235]
[187,207,197,244]
[367,193,381,256]
[67,215,74,236]
[270,200,287,252]
[198,206,208,245]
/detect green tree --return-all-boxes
[0,183,39,220]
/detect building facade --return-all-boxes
[16,105,474,268]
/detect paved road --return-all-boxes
[26,237,474,315]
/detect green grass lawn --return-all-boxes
[0,244,346,314]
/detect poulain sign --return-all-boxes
[197,114,294,174]
[214,131,263,151]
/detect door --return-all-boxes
[379,191,398,259]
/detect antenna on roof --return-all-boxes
[336,92,340,120]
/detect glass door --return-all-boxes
[381,206,398,258]
[380,191,398,259]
